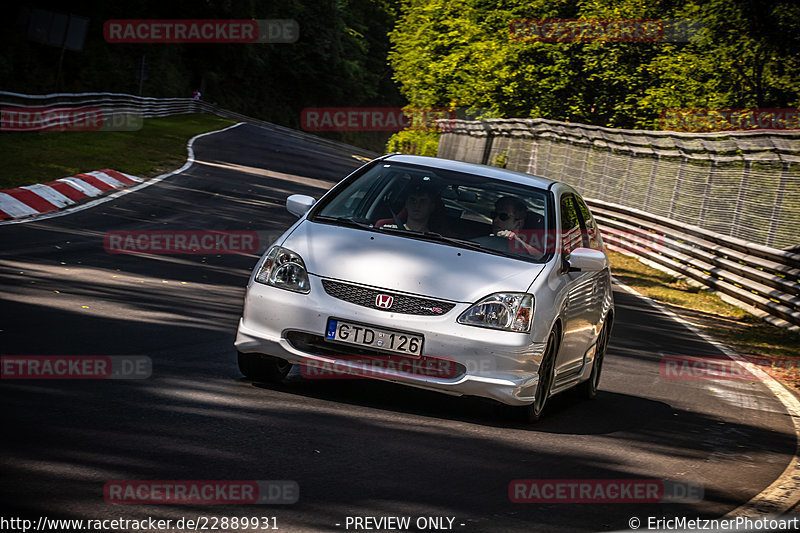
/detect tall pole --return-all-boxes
[138,55,146,96]
[54,42,66,92]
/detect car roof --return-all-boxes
[381,154,559,190]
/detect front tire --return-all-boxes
[577,322,609,399]
[237,351,292,383]
[512,331,558,423]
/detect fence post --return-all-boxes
[480,121,494,165]
[668,156,687,220]
[541,133,555,177]
[766,162,791,248]
[525,121,537,175]
[574,142,589,193]
[730,160,751,240]
[621,150,635,204]
[698,160,716,227]
[598,148,611,202]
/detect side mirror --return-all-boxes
[286,194,316,217]
[566,247,608,273]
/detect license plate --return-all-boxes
[325,319,424,356]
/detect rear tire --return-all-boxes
[237,351,292,383]
[512,331,558,423]
[577,322,609,399]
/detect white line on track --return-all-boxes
[613,278,800,517]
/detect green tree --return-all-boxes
[0,0,403,133]
[388,0,800,133]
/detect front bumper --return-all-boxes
[234,276,548,406]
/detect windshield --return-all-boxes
[311,161,553,262]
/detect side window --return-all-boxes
[560,194,582,256]
[574,195,603,250]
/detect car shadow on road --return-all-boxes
[249,376,680,435]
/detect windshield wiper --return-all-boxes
[312,218,505,256]
[419,232,493,253]
[377,226,491,253]
[313,215,374,230]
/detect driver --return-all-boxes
[375,180,446,233]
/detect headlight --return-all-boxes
[458,293,533,332]
[254,246,311,293]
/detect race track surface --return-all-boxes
[0,124,796,532]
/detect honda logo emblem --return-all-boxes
[375,294,394,309]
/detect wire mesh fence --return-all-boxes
[438,118,800,250]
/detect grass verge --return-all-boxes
[608,250,800,391]
[0,114,236,190]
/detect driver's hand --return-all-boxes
[495,229,539,254]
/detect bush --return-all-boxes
[386,128,441,156]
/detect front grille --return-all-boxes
[321,279,456,316]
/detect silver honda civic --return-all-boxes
[234,154,614,421]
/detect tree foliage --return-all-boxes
[1,0,403,129]
[388,0,800,129]
[3,0,797,147]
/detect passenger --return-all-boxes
[475,196,540,254]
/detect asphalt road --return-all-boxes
[1,123,797,533]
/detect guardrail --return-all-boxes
[0,90,198,121]
[438,117,800,328]
[0,91,378,158]
[438,118,800,251]
[589,198,800,328]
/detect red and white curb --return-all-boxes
[0,169,142,221]
[0,122,245,225]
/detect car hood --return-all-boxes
[282,221,545,303]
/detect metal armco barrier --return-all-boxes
[587,198,800,327]
[0,91,197,123]
[438,118,800,250]
[438,118,800,327]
